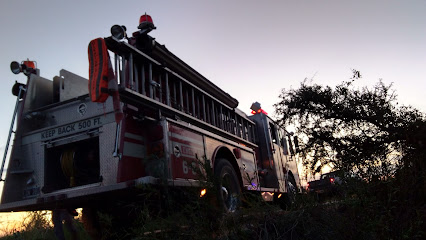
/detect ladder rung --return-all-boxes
[11,169,34,174]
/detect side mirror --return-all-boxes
[293,137,299,153]
[282,137,289,155]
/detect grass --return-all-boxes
[0,186,424,240]
[0,210,93,240]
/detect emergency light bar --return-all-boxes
[251,109,268,115]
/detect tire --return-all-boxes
[283,175,298,209]
[214,159,241,213]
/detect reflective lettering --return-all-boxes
[41,129,56,139]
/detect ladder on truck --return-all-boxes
[104,37,257,147]
[0,84,26,181]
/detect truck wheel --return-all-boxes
[283,175,298,209]
[215,159,241,213]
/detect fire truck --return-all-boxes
[0,14,301,213]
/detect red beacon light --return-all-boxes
[250,102,268,115]
[23,61,35,69]
[251,109,268,115]
[139,14,155,29]
[137,13,156,35]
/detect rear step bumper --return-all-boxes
[0,176,208,212]
[0,176,159,212]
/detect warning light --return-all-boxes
[250,102,267,115]
[23,61,35,69]
[10,60,37,76]
[250,109,268,115]
[137,13,156,35]
[200,189,207,197]
[139,14,154,28]
[330,178,335,183]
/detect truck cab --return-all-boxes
[249,106,301,196]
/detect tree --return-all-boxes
[274,71,426,239]
[274,76,425,180]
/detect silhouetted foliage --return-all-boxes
[275,75,426,238]
[275,78,424,179]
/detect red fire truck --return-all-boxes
[0,14,301,213]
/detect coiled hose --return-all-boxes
[60,149,76,187]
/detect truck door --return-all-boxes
[268,121,286,192]
[168,123,205,180]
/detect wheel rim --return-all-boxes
[221,186,229,200]
[221,172,238,212]
[287,179,296,202]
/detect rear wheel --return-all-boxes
[214,159,241,213]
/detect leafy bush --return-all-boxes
[275,73,426,239]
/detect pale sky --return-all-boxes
[0,0,425,229]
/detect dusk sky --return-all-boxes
[0,0,425,229]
